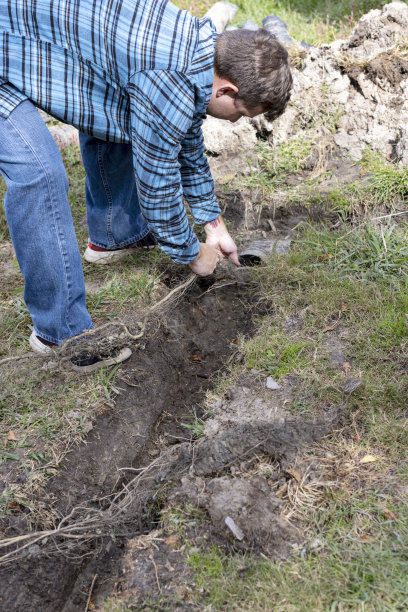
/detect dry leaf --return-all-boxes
[6,430,18,442]
[165,535,180,549]
[189,354,202,363]
[275,483,288,499]
[360,454,379,464]
[286,468,301,483]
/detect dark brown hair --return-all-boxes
[214,29,293,120]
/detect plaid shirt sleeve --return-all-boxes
[178,114,220,225]
[128,69,219,264]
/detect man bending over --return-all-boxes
[0,0,292,368]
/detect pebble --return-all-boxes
[266,376,281,390]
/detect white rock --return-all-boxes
[266,377,280,390]
[202,115,257,154]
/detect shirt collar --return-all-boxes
[192,17,218,117]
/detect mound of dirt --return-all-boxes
[255,1,408,163]
[171,474,299,557]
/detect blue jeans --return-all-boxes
[0,100,148,343]
[79,133,150,248]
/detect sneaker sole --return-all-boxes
[83,246,139,264]
[29,331,53,354]
[84,245,156,265]
[70,346,132,372]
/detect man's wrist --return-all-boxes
[204,215,221,230]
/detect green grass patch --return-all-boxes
[361,149,408,203]
[245,331,311,378]
[300,222,408,282]
[187,490,408,610]
[232,0,398,45]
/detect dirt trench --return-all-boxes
[0,275,258,611]
[0,186,342,611]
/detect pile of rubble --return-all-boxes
[204,0,408,165]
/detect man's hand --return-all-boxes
[188,243,219,276]
[204,216,240,266]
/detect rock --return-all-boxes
[266,376,281,390]
[225,515,245,540]
[272,1,408,161]
[202,115,257,154]
[342,378,363,394]
[206,476,299,556]
[242,19,259,31]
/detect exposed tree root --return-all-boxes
[0,403,344,565]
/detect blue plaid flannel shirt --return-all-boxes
[0,0,221,263]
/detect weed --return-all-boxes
[161,505,209,534]
[181,410,206,438]
[361,149,408,203]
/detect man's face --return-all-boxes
[207,90,264,123]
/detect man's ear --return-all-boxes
[215,81,239,98]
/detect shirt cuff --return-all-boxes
[190,200,221,226]
[157,233,200,264]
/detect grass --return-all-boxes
[186,490,408,611]
[231,0,398,45]
[0,139,165,525]
[172,0,407,45]
[361,149,408,202]
[1,0,408,605]
[146,217,408,610]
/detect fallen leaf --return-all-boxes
[318,254,334,262]
[275,483,288,498]
[165,535,180,549]
[286,468,301,483]
[189,355,202,363]
[383,509,397,520]
[342,361,352,373]
[322,324,336,333]
[360,454,379,464]
[6,430,18,442]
